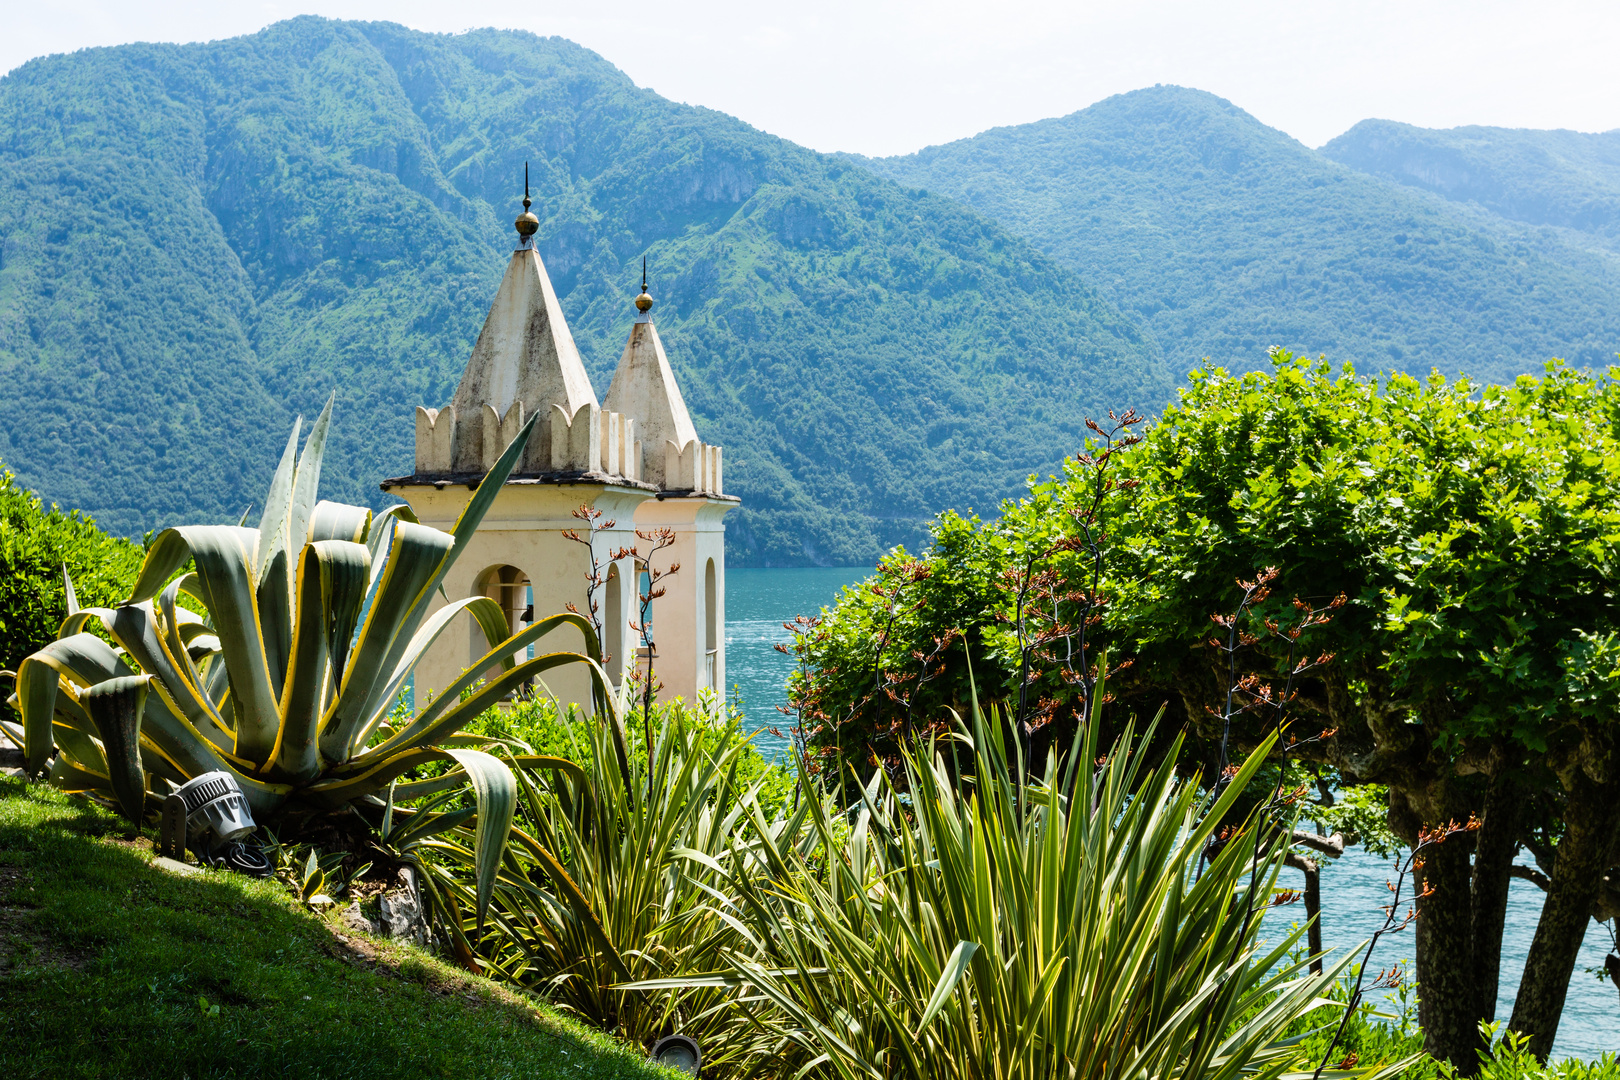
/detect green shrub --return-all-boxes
[460,689,796,818]
[0,463,143,679]
[420,683,793,1074]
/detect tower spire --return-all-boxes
[635,257,653,319]
[514,162,539,247]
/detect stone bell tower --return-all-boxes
[381,175,738,710]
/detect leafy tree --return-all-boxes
[785,352,1620,1067]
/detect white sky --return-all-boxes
[6,1,1619,156]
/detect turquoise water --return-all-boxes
[724,566,1618,1061]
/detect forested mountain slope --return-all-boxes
[861,86,1620,383]
[1322,119,1620,252]
[0,18,1165,564]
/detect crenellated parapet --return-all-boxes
[413,401,643,481]
[664,439,723,495]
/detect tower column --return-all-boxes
[632,495,736,704]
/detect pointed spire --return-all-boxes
[515,162,539,248]
[605,264,697,487]
[446,231,598,471]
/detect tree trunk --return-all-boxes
[1468,766,1520,1026]
[1509,771,1620,1061]
[1414,833,1483,1066]
[1285,850,1323,974]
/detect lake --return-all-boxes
[724,566,1618,1061]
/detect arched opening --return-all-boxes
[605,564,623,680]
[704,558,717,692]
[473,564,530,687]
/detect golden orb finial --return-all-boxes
[515,161,539,242]
[635,256,653,313]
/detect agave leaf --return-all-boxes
[17,634,136,776]
[51,719,109,776]
[442,747,516,931]
[348,647,611,772]
[17,659,60,777]
[256,418,301,587]
[104,602,232,751]
[273,540,371,782]
[84,675,152,825]
[137,527,278,764]
[256,546,292,702]
[48,753,115,796]
[287,393,335,562]
[348,611,597,766]
[319,521,455,761]
[342,595,515,758]
[62,566,79,616]
[308,500,371,544]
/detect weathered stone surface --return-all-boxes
[342,867,428,944]
[604,319,699,488]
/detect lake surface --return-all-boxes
[724,566,1618,1061]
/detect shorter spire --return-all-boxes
[515,162,539,247]
[635,257,653,319]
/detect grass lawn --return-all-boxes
[0,776,679,1080]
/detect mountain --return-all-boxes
[1322,120,1620,251]
[0,18,1166,565]
[860,87,1620,383]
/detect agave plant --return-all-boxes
[634,683,1417,1080]
[6,402,614,923]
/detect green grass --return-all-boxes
[0,777,679,1080]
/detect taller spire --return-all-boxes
[515,162,538,249]
[432,171,597,471]
[635,257,653,321]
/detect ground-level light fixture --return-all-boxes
[650,1035,702,1076]
[158,771,271,876]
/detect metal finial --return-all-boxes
[635,257,653,314]
[515,160,539,244]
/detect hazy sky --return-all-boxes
[8,1,1618,156]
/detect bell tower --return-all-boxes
[381,173,738,709]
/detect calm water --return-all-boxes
[724,566,1618,1061]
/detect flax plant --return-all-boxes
[641,680,1413,1080]
[423,685,800,1073]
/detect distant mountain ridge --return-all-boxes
[861,86,1620,383]
[1322,120,1620,250]
[0,18,1165,564]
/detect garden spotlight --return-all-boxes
[159,771,271,876]
[650,1035,701,1076]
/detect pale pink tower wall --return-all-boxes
[380,187,737,712]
